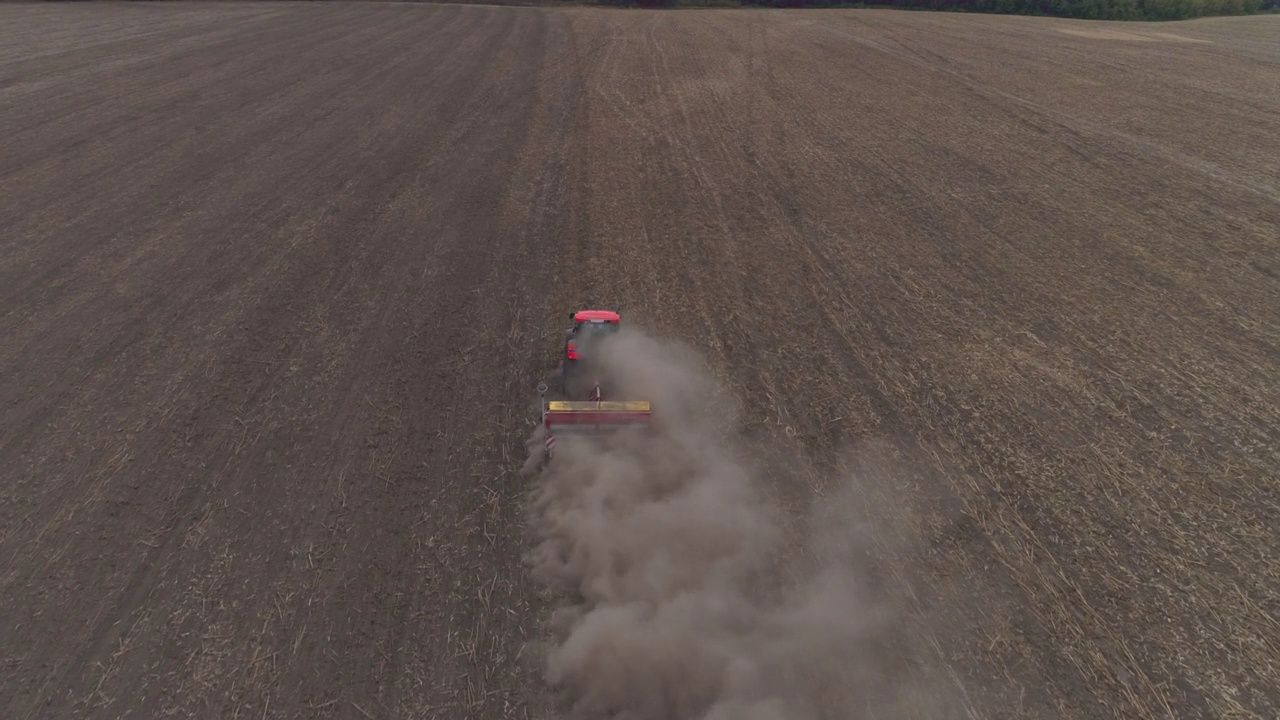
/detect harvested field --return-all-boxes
[1,3,1277,719]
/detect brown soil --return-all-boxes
[1,4,1277,719]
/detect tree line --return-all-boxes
[607,0,1277,19]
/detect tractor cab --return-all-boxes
[562,309,621,399]
[565,309,621,357]
[568,309,621,336]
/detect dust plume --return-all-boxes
[525,330,948,720]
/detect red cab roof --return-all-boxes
[574,310,620,323]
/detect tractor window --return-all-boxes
[577,320,619,337]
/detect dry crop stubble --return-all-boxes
[554,9,1280,719]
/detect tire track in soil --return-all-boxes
[554,9,1279,720]
[797,15,1280,718]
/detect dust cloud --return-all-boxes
[525,330,949,720]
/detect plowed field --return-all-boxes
[1,3,1277,719]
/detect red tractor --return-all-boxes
[536,309,650,462]
[560,309,621,400]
